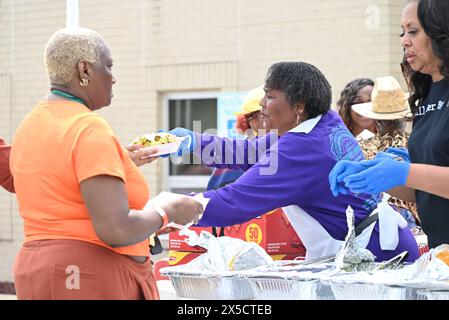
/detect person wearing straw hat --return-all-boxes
[351,76,411,122]
[352,76,420,229]
[352,75,411,160]
[329,0,449,250]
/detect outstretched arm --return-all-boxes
[193,131,277,171]
[406,163,449,200]
[81,175,202,247]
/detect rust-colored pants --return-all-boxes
[14,239,160,300]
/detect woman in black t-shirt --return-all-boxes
[329,0,449,248]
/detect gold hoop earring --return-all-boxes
[80,78,89,87]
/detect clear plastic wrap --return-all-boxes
[180,230,273,271]
[160,231,273,299]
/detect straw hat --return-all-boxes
[351,76,411,120]
[234,85,265,116]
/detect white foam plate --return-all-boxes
[141,136,188,158]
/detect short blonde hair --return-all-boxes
[44,28,106,86]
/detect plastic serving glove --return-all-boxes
[374,148,410,163]
[159,127,197,157]
[343,158,410,195]
[385,147,410,162]
[328,158,383,197]
[375,151,400,161]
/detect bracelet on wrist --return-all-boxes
[153,206,169,229]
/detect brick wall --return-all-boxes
[0,0,66,282]
[0,0,407,282]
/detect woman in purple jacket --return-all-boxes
[169,62,419,262]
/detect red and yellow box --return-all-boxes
[270,252,306,261]
[169,208,305,255]
[168,250,202,266]
[224,208,305,254]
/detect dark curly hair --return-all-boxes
[401,0,449,114]
[264,62,331,119]
[336,78,375,135]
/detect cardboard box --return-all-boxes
[168,250,202,266]
[168,226,212,253]
[168,208,305,255]
[224,208,305,254]
[167,250,305,267]
[270,252,306,261]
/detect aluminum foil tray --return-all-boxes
[243,262,336,300]
[249,277,333,300]
[161,268,254,300]
[417,290,449,300]
[329,282,416,300]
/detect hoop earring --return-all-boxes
[80,78,89,87]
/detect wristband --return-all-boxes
[153,205,169,229]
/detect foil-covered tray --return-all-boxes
[328,282,416,300]
[249,277,333,300]
[417,290,449,300]
[160,267,254,300]
[322,271,418,300]
[242,262,337,300]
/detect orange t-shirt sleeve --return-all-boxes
[73,116,126,183]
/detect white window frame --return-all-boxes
[162,91,219,193]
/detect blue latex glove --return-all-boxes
[385,147,410,162]
[343,158,410,195]
[373,148,410,163]
[168,127,197,157]
[375,151,400,161]
[328,159,381,197]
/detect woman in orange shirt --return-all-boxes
[10,28,203,300]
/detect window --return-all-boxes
[163,92,218,194]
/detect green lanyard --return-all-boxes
[50,89,88,107]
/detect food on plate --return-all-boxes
[132,132,178,147]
